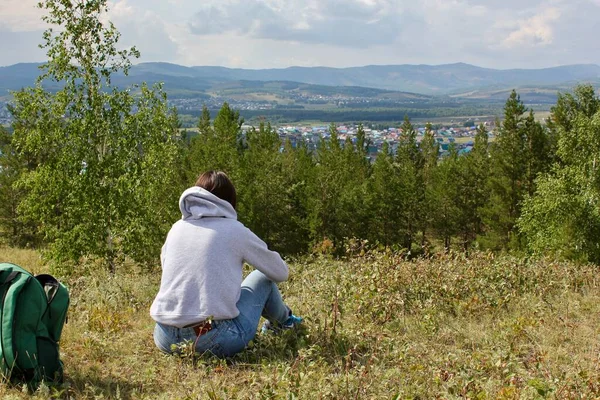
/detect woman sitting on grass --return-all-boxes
[150,170,302,358]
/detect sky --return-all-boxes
[0,0,599,69]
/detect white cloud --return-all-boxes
[107,5,180,62]
[187,0,403,47]
[502,7,561,48]
[0,0,45,31]
[107,0,135,18]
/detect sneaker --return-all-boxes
[260,320,273,335]
[260,314,303,334]
[282,314,303,329]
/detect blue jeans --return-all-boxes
[153,270,291,358]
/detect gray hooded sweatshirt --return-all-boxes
[150,186,289,328]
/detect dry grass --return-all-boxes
[0,246,47,273]
[0,249,598,399]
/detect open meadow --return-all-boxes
[0,247,598,399]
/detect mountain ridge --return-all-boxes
[1,62,599,96]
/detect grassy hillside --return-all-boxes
[205,80,427,99]
[1,247,599,399]
[449,86,574,104]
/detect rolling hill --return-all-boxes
[1,62,599,98]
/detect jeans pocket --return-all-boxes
[195,319,246,358]
[194,324,224,355]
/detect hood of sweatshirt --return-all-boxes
[179,186,237,220]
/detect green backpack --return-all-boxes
[0,263,69,388]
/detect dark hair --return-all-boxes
[195,171,237,209]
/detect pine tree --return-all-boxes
[187,102,243,183]
[308,122,369,252]
[431,144,461,251]
[396,115,424,253]
[419,123,439,253]
[340,127,370,241]
[367,141,404,247]
[197,104,212,136]
[309,123,343,250]
[523,111,551,197]
[481,91,529,250]
[458,124,490,250]
[355,123,369,161]
[398,116,421,166]
[238,122,291,252]
[278,138,314,253]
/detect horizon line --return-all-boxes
[2,61,599,71]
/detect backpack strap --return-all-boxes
[2,271,19,285]
[1,270,27,375]
[0,270,20,372]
